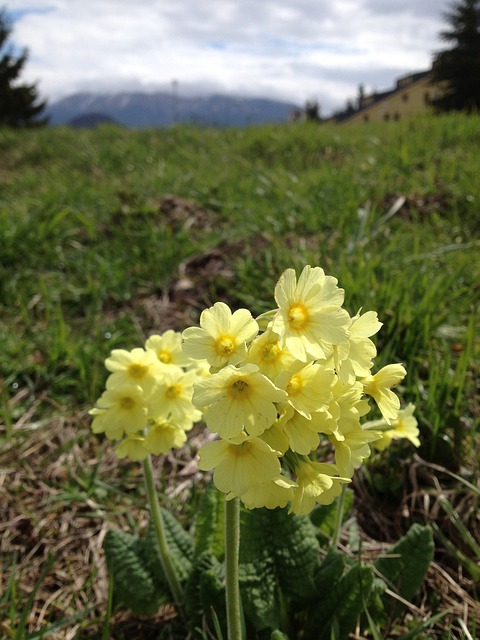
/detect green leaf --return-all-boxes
[239,546,280,631]
[239,507,320,632]
[304,562,375,640]
[193,481,225,561]
[200,563,228,636]
[363,601,385,640]
[184,552,226,635]
[364,576,388,626]
[314,547,347,592]
[103,528,166,615]
[374,523,434,617]
[141,508,194,588]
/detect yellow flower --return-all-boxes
[191,358,212,379]
[276,361,335,419]
[348,310,382,375]
[289,460,350,515]
[182,302,259,368]
[246,327,296,380]
[271,265,351,362]
[239,475,297,510]
[259,407,291,454]
[89,384,147,439]
[279,407,323,455]
[371,403,420,450]
[320,378,370,441]
[362,364,407,424]
[331,310,382,384]
[145,330,192,368]
[105,348,162,396]
[198,436,281,496]
[192,363,287,439]
[329,423,382,476]
[144,420,187,454]
[387,403,420,446]
[115,435,149,461]
[148,365,202,424]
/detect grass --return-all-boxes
[0,113,479,638]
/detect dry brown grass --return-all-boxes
[353,459,480,638]
[1,391,479,639]
[0,397,210,639]
[2,412,121,638]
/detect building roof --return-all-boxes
[335,70,431,123]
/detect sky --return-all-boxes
[5,0,452,115]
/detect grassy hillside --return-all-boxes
[0,115,479,638]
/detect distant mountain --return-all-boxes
[47,91,300,128]
[67,112,120,128]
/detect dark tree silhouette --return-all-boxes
[431,0,480,112]
[0,7,48,126]
[305,99,320,122]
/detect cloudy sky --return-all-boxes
[6,0,452,114]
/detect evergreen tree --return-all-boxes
[0,7,47,126]
[305,99,320,122]
[431,0,480,112]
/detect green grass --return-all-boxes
[0,114,479,637]
[1,115,478,446]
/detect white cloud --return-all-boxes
[6,0,450,113]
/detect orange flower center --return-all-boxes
[261,342,280,362]
[215,335,236,356]
[233,379,247,391]
[120,396,135,410]
[229,378,251,399]
[286,374,303,396]
[128,363,148,379]
[287,303,309,330]
[166,384,182,399]
[157,350,172,364]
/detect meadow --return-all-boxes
[0,114,479,638]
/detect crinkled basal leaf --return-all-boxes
[304,562,375,640]
[314,547,347,592]
[374,523,434,617]
[141,509,194,587]
[184,552,226,635]
[239,507,320,631]
[239,546,279,631]
[162,507,194,568]
[103,528,167,615]
[192,481,225,561]
[200,565,228,636]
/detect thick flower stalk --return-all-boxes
[184,265,415,515]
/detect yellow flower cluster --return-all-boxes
[89,330,206,461]
[182,265,413,515]
[89,265,417,515]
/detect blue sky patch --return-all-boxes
[9,6,55,23]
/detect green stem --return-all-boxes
[142,455,184,611]
[225,496,242,640]
[331,483,347,548]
